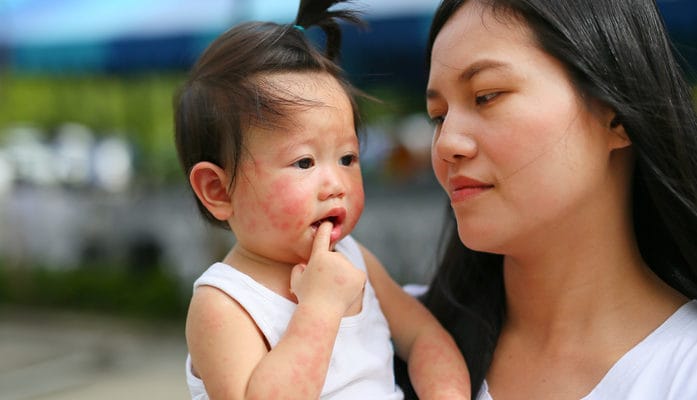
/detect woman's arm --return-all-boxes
[361,244,471,400]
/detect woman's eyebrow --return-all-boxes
[459,59,511,80]
[426,59,512,100]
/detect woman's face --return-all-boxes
[427,2,630,255]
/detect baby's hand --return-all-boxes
[290,222,365,316]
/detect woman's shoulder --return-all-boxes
[654,300,697,347]
[584,300,697,399]
[625,299,697,369]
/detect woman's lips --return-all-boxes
[448,176,493,202]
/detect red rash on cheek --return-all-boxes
[350,179,365,213]
[233,192,260,233]
[280,198,305,217]
[267,177,308,230]
[240,213,260,234]
[254,195,289,231]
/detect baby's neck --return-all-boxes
[223,245,297,302]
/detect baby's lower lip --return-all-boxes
[329,224,342,243]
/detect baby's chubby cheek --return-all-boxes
[350,185,365,218]
[267,178,311,231]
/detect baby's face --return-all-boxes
[228,72,364,266]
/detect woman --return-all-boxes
[408,0,697,398]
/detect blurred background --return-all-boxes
[0,0,695,399]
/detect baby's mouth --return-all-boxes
[311,216,338,230]
[311,208,346,233]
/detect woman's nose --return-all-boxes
[432,117,478,163]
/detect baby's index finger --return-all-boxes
[312,221,333,253]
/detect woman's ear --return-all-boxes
[607,113,631,150]
[189,162,234,221]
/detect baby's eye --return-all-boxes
[294,157,314,169]
[340,154,357,166]
[475,92,500,106]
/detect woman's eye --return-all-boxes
[340,154,357,166]
[429,115,445,126]
[294,157,314,169]
[475,92,499,106]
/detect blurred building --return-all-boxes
[0,0,695,284]
[1,1,695,79]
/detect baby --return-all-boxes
[174,1,471,399]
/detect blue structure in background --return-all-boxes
[660,0,697,78]
[1,0,696,87]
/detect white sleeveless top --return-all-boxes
[185,235,404,400]
[476,300,697,400]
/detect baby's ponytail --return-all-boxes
[175,0,367,228]
[294,0,364,61]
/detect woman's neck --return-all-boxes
[501,226,685,349]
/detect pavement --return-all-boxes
[0,306,189,400]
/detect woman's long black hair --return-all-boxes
[396,0,697,396]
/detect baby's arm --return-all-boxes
[361,245,471,400]
[186,222,365,399]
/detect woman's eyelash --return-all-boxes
[427,92,500,125]
[429,115,445,125]
[475,92,499,105]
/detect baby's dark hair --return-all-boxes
[174,0,364,228]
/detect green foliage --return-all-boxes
[0,72,187,184]
[1,72,695,186]
[0,72,430,186]
[0,264,188,320]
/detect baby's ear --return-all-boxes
[189,162,234,221]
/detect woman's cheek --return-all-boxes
[430,158,448,192]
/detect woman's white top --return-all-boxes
[185,235,403,400]
[477,300,697,400]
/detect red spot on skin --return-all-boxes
[267,177,310,230]
[256,192,293,231]
[260,201,272,214]
[233,190,259,233]
[276,190,304,215]
[284,317,334,395]
[334,275,347,286]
